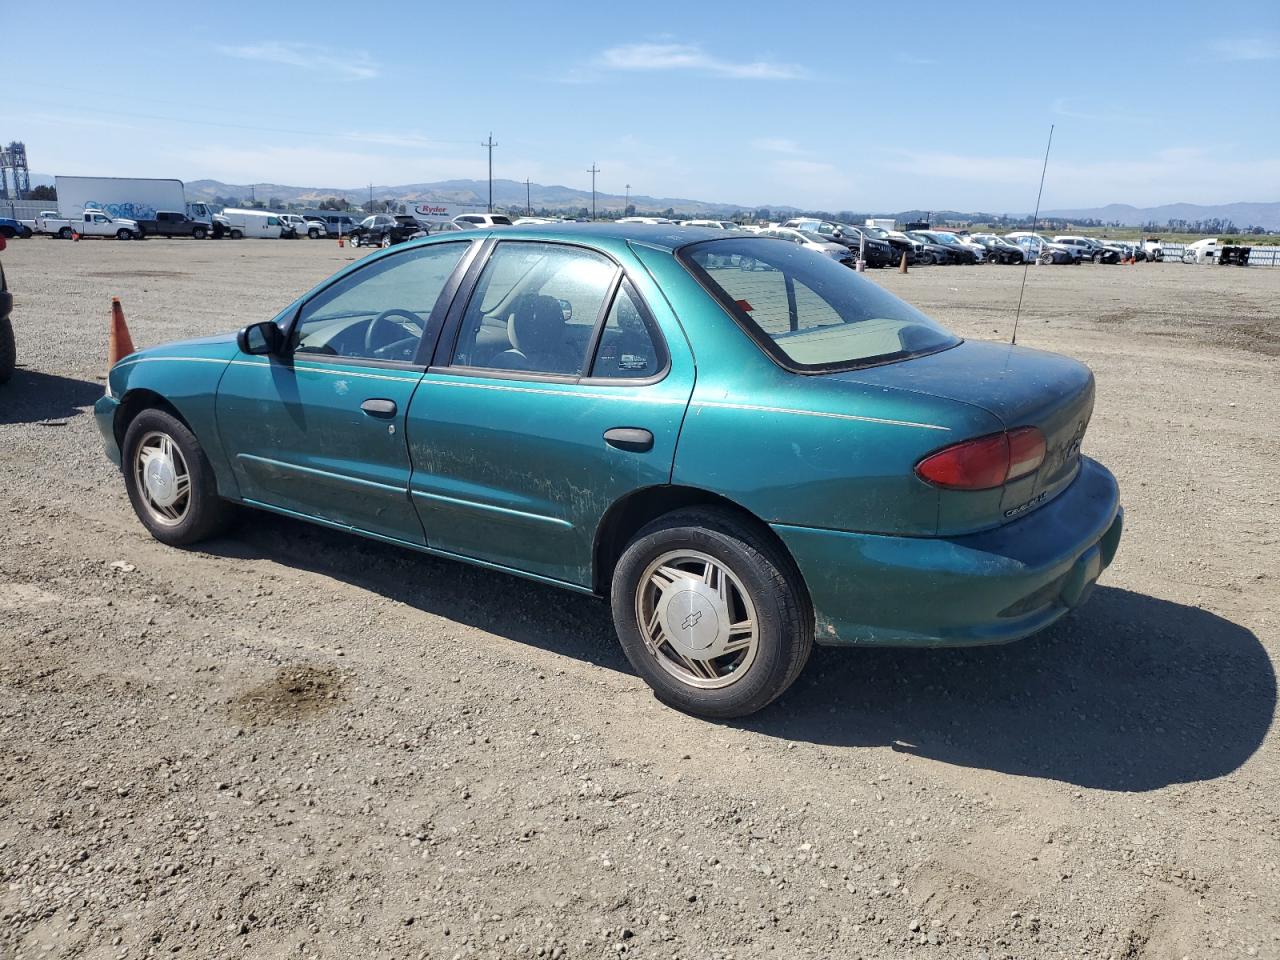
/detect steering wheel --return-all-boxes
[364,308,422,354]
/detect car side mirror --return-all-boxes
[237,320,284,356]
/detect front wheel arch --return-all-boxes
[113,389,193,454]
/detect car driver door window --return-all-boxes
[214,241,472,542]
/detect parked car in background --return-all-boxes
[912,231,979,264]
[680,219,740,230]
[969,234,1026,264]
[753,227,853,265]
[1053,236,1121,264]
[858,224,918,264]
[351,214,428,248]
[512,217,562,226]
[96,223,1122,718]
[217,209,285,240]
[0,235,13,383]
[454,213,515,229]
[136,211,210,239]
[781,219,896,267]
[1142,238,1165,261]
[932,231,987,263]
[0,217,31,240]
[300,212,360,238]
[32,210,60,234]
[1005,233,1077,265]
[42,209,142,240]
[903,231,964,265]
[279,214,327,239]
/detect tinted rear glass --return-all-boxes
[680,237,960,372]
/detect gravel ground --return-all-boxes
[1,237,1277,960]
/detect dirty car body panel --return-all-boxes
[96,224,1121,650]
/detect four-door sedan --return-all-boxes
[95,225,1122,718]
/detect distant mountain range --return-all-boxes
[1041,201,1280,230]
[182,177,771,217]
[27,172,1279,228]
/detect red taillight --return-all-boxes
[915,427,1046,491]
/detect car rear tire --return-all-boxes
[122,408,234,546]
[351,235,362,247]
[0,316,15,384]
[58,227,73,240]
[610,506,813,719]
[193,227,207,240]
[381,235,392,248]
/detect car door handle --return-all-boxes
[360,398,398,417]
[603,427,653,452]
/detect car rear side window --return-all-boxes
[450,241,617,376]
[589,281,666,380]
[680,237,961,372]
[291,241,469,364]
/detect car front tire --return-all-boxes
[309,229,321,239]
[122,408,233,546]
[610,506,813,719]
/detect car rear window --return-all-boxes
[680,237,961,372]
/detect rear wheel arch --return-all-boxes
[592,485,809,604]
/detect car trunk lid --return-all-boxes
[833,339,1095,532]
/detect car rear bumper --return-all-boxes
[772,457,1122,647]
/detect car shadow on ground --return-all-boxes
[0,368,105,425]
[206,513,1273,792]
[745,586,1275,791]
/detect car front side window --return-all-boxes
[450,241,617,376]
[290,242,469,364]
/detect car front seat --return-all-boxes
[490,294,573,373]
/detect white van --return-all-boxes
[218,208,285,239]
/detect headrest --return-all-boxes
[508,294,565,353]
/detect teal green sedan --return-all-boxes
[95,225,1122,718]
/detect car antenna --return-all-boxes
[1011,123,1054,346]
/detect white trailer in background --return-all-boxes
[53,176,217,228]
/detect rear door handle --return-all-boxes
[604,427,653,452]
[360,398,398,417]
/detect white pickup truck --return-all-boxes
[40,209,142,240]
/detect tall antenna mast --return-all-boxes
[1012,124,1054,346]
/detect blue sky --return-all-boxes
[6,1,1279,211]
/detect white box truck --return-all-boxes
[54,177,217,230]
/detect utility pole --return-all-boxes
[624,183,630,216]
[525,177,531,216]
[482,133,498,213]
[368,183,374,214]
[587,163,600,221]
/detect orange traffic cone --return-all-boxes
[899,251,909,274]
[337,234,345,248]
[72,230,80,241]
[108,296,136,371]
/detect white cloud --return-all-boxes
[1208,35,1280,61]
[215,41,378,80]
[594,43,803,80]
[751,138,801,155]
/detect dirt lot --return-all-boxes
[1,237,1277,960]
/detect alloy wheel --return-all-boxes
[133,431,192,526]
[634,550,759,689]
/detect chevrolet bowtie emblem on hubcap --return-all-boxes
[681,610,704,631]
